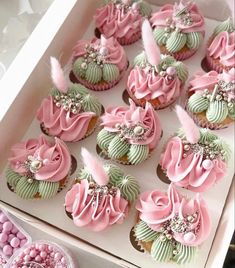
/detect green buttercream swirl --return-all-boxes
[116,174,140,201]
[103,63,120,83]
[15,177,39,199]
[127,144,149,165]
[228,103,235,120]
[151,237,174,262]
[186,32,202,49]
[206,100,228,123]
[198,128,218,144]
[172,243,196,265]
[153,28,168,46]
[80,167,91,180]
[135,221,159,242]
[38,181,59,199]
[213,17,235,36]
[81,94,102,115]
[73,57,86,78]
[187,93,209,113]
[166,31,187,53]
[171,61,188,82]
[211,139,231,162]
[138,1,152,17]
[103,164,124,185]
[85,62,102,84]
[6,168,21,189]
[108,135,130,159]
[97,129,116,150]
[133,51,147,67]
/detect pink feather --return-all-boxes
[50,57,68,93]
[226,0,235,27]
[81,147,109,186]
[175,105,200,144]
[142,19,161,66]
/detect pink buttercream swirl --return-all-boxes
[100,100,162,149]
[136,184,211,246]
[150,2,205,33]
[72,36,128,71]
[208,31,235,67]
[127,66,182,103]
[94,3,142,40]
[135,184,181,231]
[160,136,227,192]
[65,180,128,231]
[37,96,95,142]
[8,135,71,182]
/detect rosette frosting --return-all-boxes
[135,184,211,264]
[65,148,139,231]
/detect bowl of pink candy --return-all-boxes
[6,240,75,268]
[0,209,31,263]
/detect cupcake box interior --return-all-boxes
[0,1,234,268]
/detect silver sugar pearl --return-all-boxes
[216,95,222,101]
[27,178,34,184]
[159,235,166,242]
[133,125,144,136]
[81,62,88,70]
[166,234,172,240]
[228,102,233,108]
[56,102,61,107]
[183,153,187,158]
[184,144,190,151]
[173,250,178,255]
[187,215,194,222]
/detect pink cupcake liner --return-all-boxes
[117,31,141,46]
[205,52,234,74]
[164,48,198,61]
[186,106,231,130]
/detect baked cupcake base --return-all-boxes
[159,45,197,61]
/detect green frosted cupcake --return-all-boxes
[71,35,128,91]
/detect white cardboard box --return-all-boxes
[0,1,234,268]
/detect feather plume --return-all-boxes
[142,20,161,66]
[227,0,235,27]
[50,57,68,93]
[81,148,109,186]
[175,105,200,144]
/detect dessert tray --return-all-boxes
[0,2,234,268]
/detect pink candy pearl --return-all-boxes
[20,239,27,247]
[184,232,196,243]
[40,251,47,258]
[16,232,25,239]
[8,234,15,243]
[166,66,176,76]
[3,221,13,232]
[0,213,8,223]
[24,255,31,262]
[0,233,8,243]
[39,244,46,251]
[3,244,13,256]
[10,237,20,248]
[202,159,214,170]
[11,226,18,234]
[54,252,62,261]
[24,248,30,254]
[61,257,66,264]
[35,255,42,262]
[29,249,37,258]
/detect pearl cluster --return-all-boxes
[10,242,69,268]
[201,86,234,108]
[218,80,235,93]
[175,6,193,26]
[0,253,7,266]
[88,181,118,200]
[115,122,148,142]
[0,211,28,257]
[53,92,83,115]
[158,212,198,254]
[181,139,226,163]
[80,44,107,70]
[23,155,44,184]
[113,0,139,14]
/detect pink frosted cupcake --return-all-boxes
[71,35,128,91]
[186,68,235,129]
[94,0,152,45]
[150,0,205,60]
[96,99,162,165]
[37,58,102,142]
[134,184,211,264]
[160,106,230,192]
[6,135,72,199]
[206,1,235,73]
[127,20,188,109]
[65,148,140,231]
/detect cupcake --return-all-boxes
[127,20,188,109]
[160,106,230,192]
[97,99,162,165]
[94,0,152,45]
[134,184,211,264]
[6,135,72,199]
[150,0,205,60]
[37,57,102,142]
[7,240,75,267]
[71,35,128,91]
[186,68,235,129]
[65,148,140,231]
[206,1,235,73]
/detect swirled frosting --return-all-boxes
[208,31,235,68]
[8,135,71,183]
[72,36,127,71]
[187,69,235,123]
[37,83,102,142]
[65,179,128,231]
[160,129,229,192]
[150,1,205,52]
[135,184,211,249]
[94,1,151,40]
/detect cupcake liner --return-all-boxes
[117,31,141,46]
[159,45,197,61]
